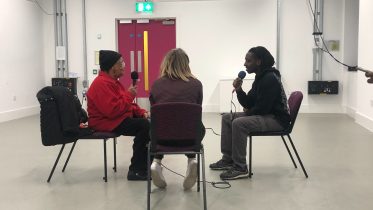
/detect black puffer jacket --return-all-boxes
[36,86,91,146]
[236,67,290,128]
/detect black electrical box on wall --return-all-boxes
[308,81,339,95]
[52,78,78,95]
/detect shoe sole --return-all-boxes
[220,173,250,180]
[151,168,167,188]
[183,161,198,190]
[209,166,233,171]
[210,167,230,171]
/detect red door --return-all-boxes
[117,19,176,98]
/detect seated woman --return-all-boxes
[87,50,150,181]
[149,48,205,190]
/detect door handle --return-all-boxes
[137,51,142,73]
[130,51,135,72]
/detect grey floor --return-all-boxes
[1,113,373,210]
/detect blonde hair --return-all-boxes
[160,48,196,82]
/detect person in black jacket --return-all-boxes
[210,46,290,180]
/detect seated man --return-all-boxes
[87,50,150,181]
[209,46,291,180]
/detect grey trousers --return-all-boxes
[221,112,284,169]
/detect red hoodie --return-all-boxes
[87,71,146,132]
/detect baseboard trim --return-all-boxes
[346,106,356,119]
[299,104,346,113]
[355,111,373,132]
[203,104,219,112]
[0,105,39,123]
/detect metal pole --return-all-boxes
[276,0,281,70]
[82,0,88,88]
[318,0,324,80]
[312,0,324,81]
[63,0,69,77]
[54,0,59,78]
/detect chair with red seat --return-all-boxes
[147,102,207,210]
[248,91,309,178]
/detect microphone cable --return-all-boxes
[205,128,221,136]
[230,91,237,121]
[307,0,356,70]
[159,162,231,189]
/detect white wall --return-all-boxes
[0,0,45,122]
[280,0,348,113]
[354,0,373,131]
[42,0,278,112]
[40,0,359,114]
[342,0,359,118]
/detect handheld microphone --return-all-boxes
[131,71,139,86]
[238,71,246,80]
[232,71,247,93]
[230,71,247,121]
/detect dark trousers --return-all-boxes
[154,123,206,159]
[113,117,150,172]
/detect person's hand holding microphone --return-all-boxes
[365,71,373,84]
[128,72,139,96]
[232,71,246,92]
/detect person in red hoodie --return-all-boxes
[87,50,150,181]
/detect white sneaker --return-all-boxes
[183,158,198,190]
[151,160,167,188]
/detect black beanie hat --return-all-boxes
[99,50,122,71]
[248,46,275,69]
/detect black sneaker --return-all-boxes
[209,159,234,170]
[219,165,249,180]
[127,170,148,181]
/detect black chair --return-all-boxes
[147,102,207,210]
[37,86,120,182]
[248,91,308,178]
[48,132,120,183]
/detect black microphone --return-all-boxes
[232,71,246,93]
[131,71,139,86]
[230,71,246,121]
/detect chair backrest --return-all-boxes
[287,91,303,133]
[150,102,202,148]
[36,86,87,146]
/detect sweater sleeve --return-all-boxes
[246,75,280,116]
[132,103,147,117]
[89,82,132,119]
[197,82,203,105]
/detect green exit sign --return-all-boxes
[136,2,154,13]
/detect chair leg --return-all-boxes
[147,145,151,210]
[197,153,200,192]
[280,135,297,168]
[287,135,308,178]
[103,139,108,182]
[201,146,207,210]
[62,141,77,172]
[249,136,253,178]
[47,144,65,183]
[113,138,117,172]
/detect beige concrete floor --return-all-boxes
[0,113,372,210]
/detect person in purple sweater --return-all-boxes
[149,48,205,190]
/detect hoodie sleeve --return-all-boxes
[246,74,280,115]
[236,86,256,109]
